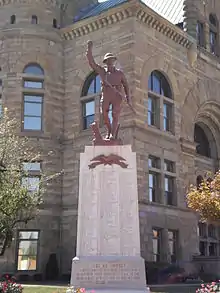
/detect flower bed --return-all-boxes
[197,282,220,292]
[0,276,22,293]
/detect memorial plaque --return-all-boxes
[71,257,146,290]
[75,263,141,285]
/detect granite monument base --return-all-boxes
[70,145,150,293]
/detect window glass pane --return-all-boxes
[11,15,16,24]
[88,80,95,95]
[24,95,42,103]
[149,174,154,188]
[148,98,153,112]
[148,156,159,168]
[165,177,169,192]
[148,75,152,90]
[169,240,174,255]
[23,162,41,172]
[152,238,158,254]
[24,102,42,117]
[199,241,206,256]
[209,243,217,256]
[164,160,174,172]
[19,231,39,239]
[153,229,159,238]
[152,74,160,94]
[208,225,216,238]
[95,75,101,93]
[24,117,42,130]
[84,100,94,116]
[161,77,171,98]
[165,177,173,191]
[17,255,37,271]
[168,231,174,240]
[83,115,94,130]
[148,97,156,126]
[22,177,40,192]
[18,240,38,255]
[31,15,38,24]
[24,80,43,89]
[24,65,44,75]
[163,103,172,131]
[209,14,217,26]
[108,104,113,124]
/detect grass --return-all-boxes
[23,286,67,293]
[21,284,200,293]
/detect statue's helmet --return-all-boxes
[103,53,117,63]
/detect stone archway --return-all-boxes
[195,101,220,160]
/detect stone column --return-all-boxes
[70,145,149,293]
[183,0,198,39]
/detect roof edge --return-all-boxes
[61,0,194,50]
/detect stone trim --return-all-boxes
[61,0,192,49]
[0,0,58,7]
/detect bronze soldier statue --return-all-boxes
[86,40,132,140]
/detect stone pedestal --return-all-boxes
[70,145,149,293]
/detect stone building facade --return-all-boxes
[0,0,220,283]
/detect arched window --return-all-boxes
[194,124,211,158]
[81,72,101,97]
[10,15,16,24]
[209,14,218,55]
[81,72,101,130]
[22,63,44,131]
[148,70,173,133]
[23,64,44,76]
[31,15,38,24]
[53,19,57,28]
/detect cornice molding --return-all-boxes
[61,0,192,49]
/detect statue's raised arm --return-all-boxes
[86,41,105,76]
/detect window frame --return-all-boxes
[149,172,160,203]
[209,14,219,55]
[23,79,44,89]
[197,21,205,48]
[163,101,173,132]
[164,175,175,206]
[81,71,102,131]
[22,64,44,132]
[148,156,161,203]
[148,95,159,128]
[82,99,95,130]
[22,161,41,193]
[10,15,16,24]
[53,18,57,28]
[148,71,174,134]
[152,228,162,262]
[198,223,220,257]
[31,15,38,25]
[16,230,40,272]
[81,72,101,97]
[23,64,44,76]
[22,94,43,132]
[168,230,178,263]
